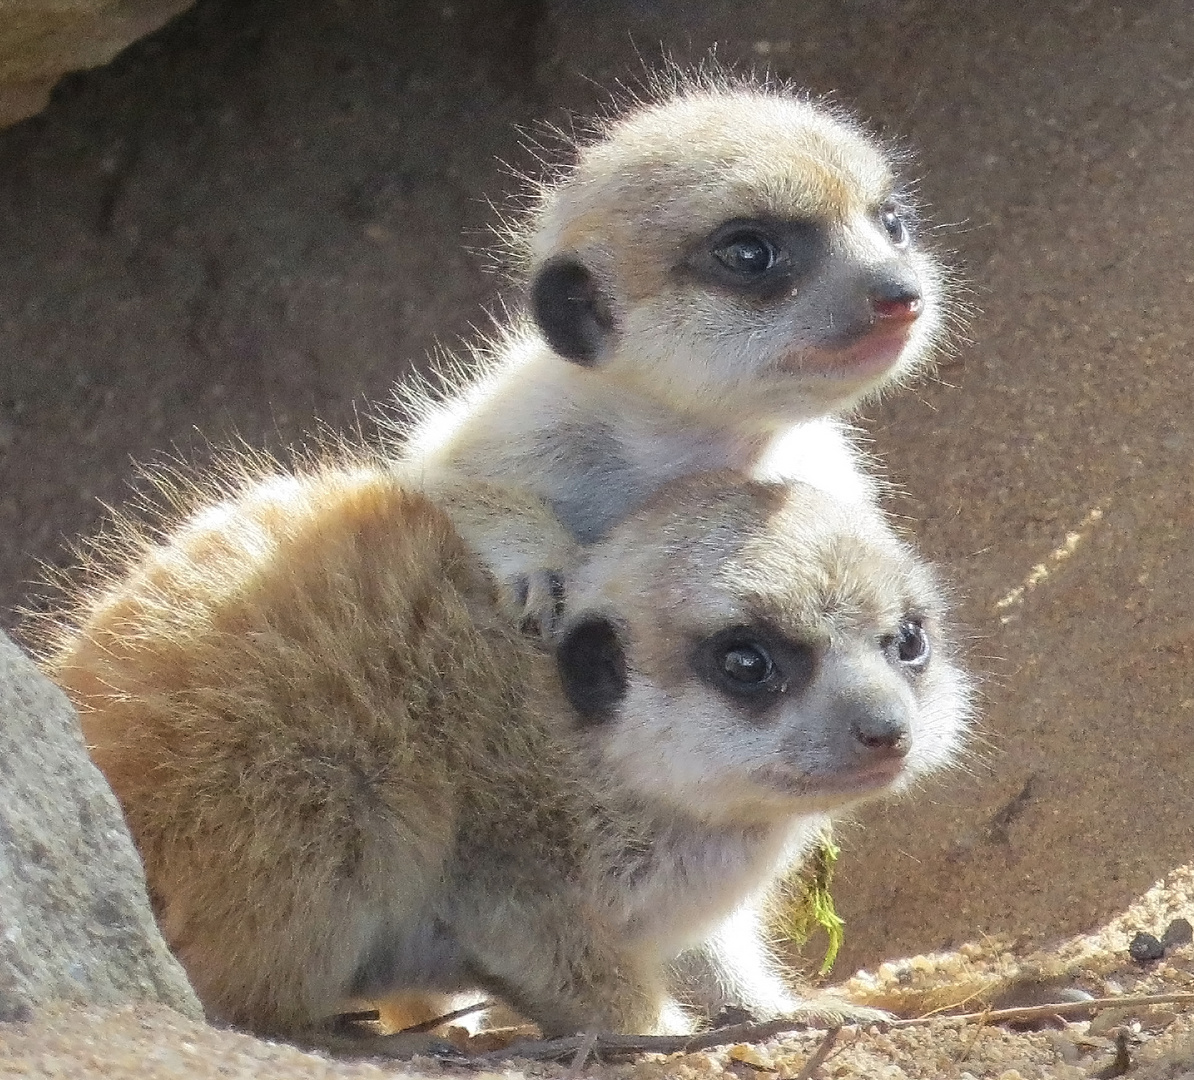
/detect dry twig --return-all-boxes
[395,999,496,1035]
[792,1025,842,1080]
[886,991,1194,1029]
[434,989,1194,1067]
[472,1016,832,1065]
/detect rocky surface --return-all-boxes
[0,0,196,127]
[0,631,201,1022]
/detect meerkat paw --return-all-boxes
[774,991,892,1029]
[653,997,699,1036]
[506,569,566,640]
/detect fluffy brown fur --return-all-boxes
[30,453,970,1044]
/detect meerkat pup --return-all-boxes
[36,455,969,1044]
[403,71,952,583]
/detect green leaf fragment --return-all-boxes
[779,828,845,975]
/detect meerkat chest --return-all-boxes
[612,819,818,957]
[751,417,874,505]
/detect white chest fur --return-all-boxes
[613,813,828,959]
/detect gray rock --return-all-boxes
[0,630,201,1021]
[0,0,196,127]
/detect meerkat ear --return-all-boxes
[555,615,628,724]
[530,254,618,366]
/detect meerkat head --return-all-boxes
[552,473,970,827]
[525,79,949,428]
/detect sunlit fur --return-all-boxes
[569,473,969,821]
[400,73,954,553]
[30,458,968,1042]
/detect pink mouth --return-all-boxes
[757,758,907,802]
[811,758,907,797]
[780,324,915,383]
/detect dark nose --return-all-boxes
[869,272,923,324]
[844,697,911,758]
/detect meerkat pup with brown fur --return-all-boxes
[404,71,954,583]
[36,456,969,1044]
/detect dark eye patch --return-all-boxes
[692,624,817,714]
[685,218,824,299]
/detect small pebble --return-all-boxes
[1162,918,1193,948]
[1128,932,1165,963]
[711,1006,754,1027]
[1088,1008,1129,1036]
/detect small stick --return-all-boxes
[394,999,496,1035]
[793,1025,842,1080]
[472,1016,837,1065]
[563,1030,599,1079]
[886,991,1194,1029]
[470,990,1194,1065]
[335,1010,381,1025]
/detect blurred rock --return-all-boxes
[0,630,201,1021]
[0,0,194,126]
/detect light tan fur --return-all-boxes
[402,72,955,574]
[32,456,969,1043]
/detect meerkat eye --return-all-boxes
[713,232,779,275]
[695,628,782,697]
[879,203,910,249]
[721,642,774,684]
[884,618,930,672]
[694,627,816,706]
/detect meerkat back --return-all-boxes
[38,458,550,1036]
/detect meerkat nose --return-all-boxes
[869,275,923,324]
[844,697,912,758]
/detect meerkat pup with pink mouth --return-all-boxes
[37,458,969,1045]
[405,71,954,583]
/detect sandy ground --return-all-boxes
[5,867,1194,1078]
[1,0,1193,1070]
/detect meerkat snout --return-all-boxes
[844,694,911,756]
[867,267,923,323]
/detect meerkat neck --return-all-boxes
[405,338,780,543]
[605,798,826,954]
[596,356,792,444]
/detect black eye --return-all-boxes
[880,203,909,248]
[886,618,930,672]
[722,643,774,684]
[694,626,815,707]
[713,232,779,275]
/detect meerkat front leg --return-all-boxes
[677,904,889,1027]
[420,476,577,638]
[674,903,802,1020]
[444,873,691,1037]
